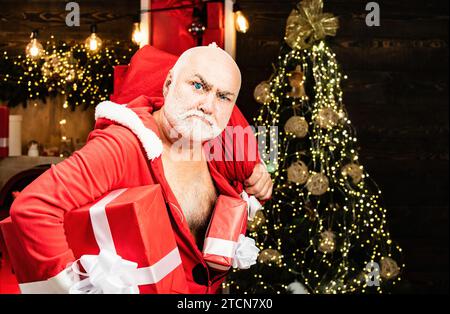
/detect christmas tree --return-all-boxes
[226,0,404,294]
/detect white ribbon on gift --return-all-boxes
[203,234,260,270]
[240,191,262,221]
[68,188,182,294]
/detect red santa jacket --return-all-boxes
[9,95,263,294]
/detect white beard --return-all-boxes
[169,109,222,143]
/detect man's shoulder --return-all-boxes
[87,124,147,157]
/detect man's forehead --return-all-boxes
[179,62,239,90]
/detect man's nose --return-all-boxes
[198,93,215,115]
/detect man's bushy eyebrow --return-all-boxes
[193,73,236,97]
[193,74,212,90]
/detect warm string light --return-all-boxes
[235,10,249,33]
[25,30,44,59]
[131,22,143,46]
[234,3,250,33]
[85,24,103,53]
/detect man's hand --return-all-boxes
[244,163,273,201]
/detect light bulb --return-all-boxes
[235,10,249,33]
[132,22,143,46]
[25,31,44,59]
[85,25,102,53]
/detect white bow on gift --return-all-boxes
[69,250,140,294]
[232,234,260,270]
[240,191,262,221]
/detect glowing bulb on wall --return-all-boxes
[25,30,44,59]
[132,22,143,46]
[233,4,249,34]
[85,24,102,53]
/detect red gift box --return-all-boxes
[202,195,248,271]
[1,185,190,294]
[0,105,8,158]
[63,184,188,294]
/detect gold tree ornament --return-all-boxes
[287,160,309,184]
[306,172,329,195]
[342,163,364,184]
[253,81,272,104]
[284,116,309,138]
[287,65,308,99]
[247,210,266,232]
[380,257,400,280]
[315,107,340,129]
[258,248,282,265]
[285,0,339,50]
[318,230,336,253]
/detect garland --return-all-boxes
[0,39,137,110]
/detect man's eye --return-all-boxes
[219,95,230,101]
[193,82,203,90]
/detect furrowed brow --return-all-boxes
[193,74,212,90]
[217,90,236,98]
[193,74,236,98]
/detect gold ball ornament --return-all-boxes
[306,172,329,195]
[253,81,272,104]
[342,163,364,184]
[287,161,309,184]
[247,210,266,232]
[380,257,400,280]
[258,248,282,265]
[315,107,340,129]
[284,116,309,138]
[318,230,336,253]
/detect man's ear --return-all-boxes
[163,70,173,98]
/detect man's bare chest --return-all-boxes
[161,156,218,243]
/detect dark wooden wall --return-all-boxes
[235,0,449,293]
[0,0,139,53]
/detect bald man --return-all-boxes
[153,43,272,247]
[8,43,273,294]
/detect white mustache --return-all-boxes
[178,110,216,127]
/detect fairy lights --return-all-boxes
[0,39,136,109]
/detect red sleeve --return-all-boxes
[9,124,139,282]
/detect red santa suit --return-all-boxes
[8,45,267,294]
[9,94,263,294]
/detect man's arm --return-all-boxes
[9,124,139,284]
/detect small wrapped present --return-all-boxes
[202,195,260,271]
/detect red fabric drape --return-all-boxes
[150,0,224,55]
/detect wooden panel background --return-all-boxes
[0,0,140,52]
[234,0,449,293]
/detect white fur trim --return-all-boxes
[95,101,163,160]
